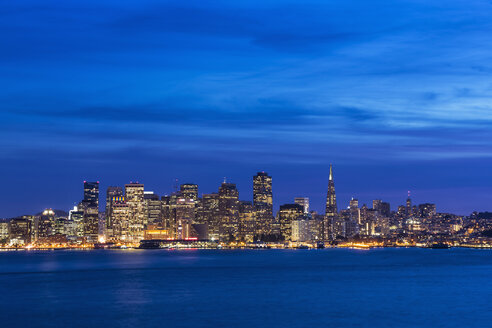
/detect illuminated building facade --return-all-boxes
[180,183,198,201]
[80,181,99,242]
[253,172,273,237]
[239,201,255,242]
[144,192,162,226]
[278,203,304,241]
[37,209,55,238]
[106,186,123,231]
[218,182,239,241]
[196,193,220,240]
[8,218,32,245]
[294,197,309,214]
[111,202,129,242]
[324,164,337,240]
[125,183,145,243]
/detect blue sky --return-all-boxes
[1,0,492,217]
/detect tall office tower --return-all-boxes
[125,183,145,243]
[278,203,304,241]
[84,181,99,204]
[8,218,32,245]
[106,186,123,231]
[218,182,239,241]
[294,197,310,214]
[324,164,338,240]
[253,172,273,237]
[111,201,130,242]
[68,206,84,238]
[180,183,198,201]
[238,201,255,242]
[349,198,361,224]
[196,193,220,240]
[37,209,56,238]
[80,181,99,242]
[175,197,196,236]
[161,195,173,232]
[144,192,162,227]
[405,192,412,218]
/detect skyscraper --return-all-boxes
[125,183,145,243]
[196,193,220,240]
[406,192,412,218]
[81,181,99,242]
[144,192,162,227]
[238,201,255,242]
[324,164,337,240]
[180,183,198,201]
[106,186,123,232]
[253,172,273,237]
[218,182,239,241]
[278,203,304,241]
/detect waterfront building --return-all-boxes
[8,218,31,245]
[253,172,274,237]
[0,221,8,241]
[278,203,304,241]
[218,182,239,241]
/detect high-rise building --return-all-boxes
[111,201,130,242]
[8,218,32,245]
[253,172,273,237]
[80,181,99,242]
[37,209,55,238]
[294,197,309,214]
[278,203,304,241]
[196,193,220,240]
[69,206,84,238]
[218,182,239,241]
[238,201,255,242]
[144,192,162,227]
[406,192,412,218]
[106,186,123,231]
[324,164,337,240]
[180,183,198,201]
[125,183,145,243]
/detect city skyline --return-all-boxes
[2,0,492,218]
[1,165,489,219]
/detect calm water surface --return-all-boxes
[0,248,490,328]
